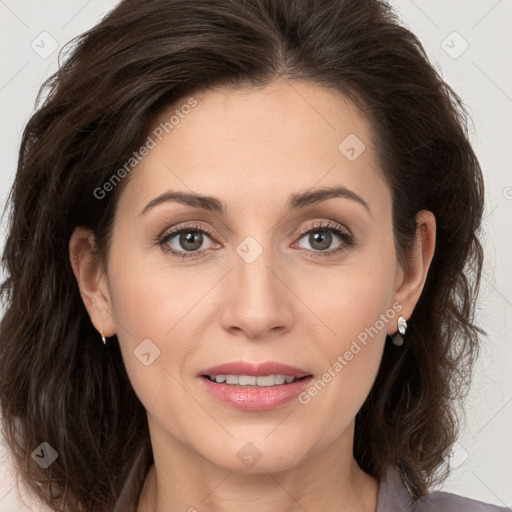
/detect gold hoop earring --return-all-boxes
[100,331,106,345]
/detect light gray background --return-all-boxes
[1,1,511,510]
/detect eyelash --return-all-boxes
[157,220,354,260]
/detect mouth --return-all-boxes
[198,361,313,411]
[201,374,310,386]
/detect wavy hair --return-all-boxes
[0,0,485,510]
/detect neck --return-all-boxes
[136,424,379,512]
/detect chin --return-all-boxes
[195,434,311,474]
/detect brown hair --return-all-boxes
[0,0,485,510]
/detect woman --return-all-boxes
[0,1,508,511]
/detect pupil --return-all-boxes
[311,231,331,250]
[181,231,202,251]
[178,230,332,252]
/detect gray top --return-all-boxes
[377,466,511,512]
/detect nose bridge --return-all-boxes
[228,201,297,295]
[219,229,293,336]
[229,200,279,275]
[234,232,279,297]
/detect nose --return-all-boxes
[219,244,294,341]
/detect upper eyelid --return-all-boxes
[159,220,352,243]
[158,221,355,261]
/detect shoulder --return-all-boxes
[415,489,511,512]
[376,466,510,512]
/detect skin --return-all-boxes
[69,79,436,512]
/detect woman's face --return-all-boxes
[88,79,424,474]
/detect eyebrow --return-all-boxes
[138,185,371,218]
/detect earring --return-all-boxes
[391,316,407,346]
[100,331,106,345]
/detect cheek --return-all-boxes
[303,259,395,346]
[295,281,390,438]
[297,254,395,407]
[107,238,196,342]
[104,245,194,395]
[108,268,197,439]
[315,289,387,390]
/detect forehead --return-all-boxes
[118,79,389,220]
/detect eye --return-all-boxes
[294,220,354,257]
[158,224,216,259]
[157,220,354,260]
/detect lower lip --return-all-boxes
[200,376,313,411]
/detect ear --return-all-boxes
[69,226,116,337]
[388,210,436,334]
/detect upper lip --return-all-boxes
[200,361,311,378]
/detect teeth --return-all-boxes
[274,375,285,385]
[256,375,275,387]
[209,374,299,386]
[239,375,256,385]
[226,375,238,385]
